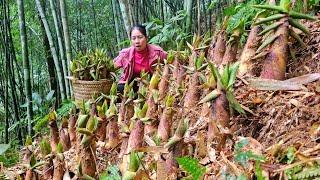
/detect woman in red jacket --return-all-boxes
[114,24,167,93]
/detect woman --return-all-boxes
[114,24,167,93]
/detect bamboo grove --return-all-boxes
[0,0,319,179]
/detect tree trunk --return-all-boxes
[59,0,73,96]
[197,0,200,35]
[184,0,193,33]
[112,0,121,50]
[17,0,33,136]
[2,0,23,144]
[36,0,66,101]
[49,0,70,99]
[38,1,58,106]
[119,0,133,38]
[4,66,9,144]
[91,0,98,48]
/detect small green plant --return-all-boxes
[57,99,76,118]
[33,99,76,133]
[176,156,206,180]
[285,165,302,179]
[0,141,20,167]
[233,138,266,179]
[292,166,320,179]
[99,165,121,180]
[234,138,265,167]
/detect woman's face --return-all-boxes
[131,29,147,52]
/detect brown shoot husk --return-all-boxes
[25,170,35,180]
[159,64,170,101]
[222,38,240,65]
[49,120,60,152]
[212,30,227,65]
[260,19,289,80]
[145,94,158,121]
[210,91,230,151]
[42,158,53,179]
[96,117,107,141]
[184,72,201,109]
[126,120,144,154]
[238,25,263,76]
[80,145,97,178]
[68,114,77,147]
[157,107,174,142]
[53,157,65,180]
[106,117,120,149]
[59,127,71,151]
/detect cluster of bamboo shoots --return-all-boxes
[28,33,246,179]
[238,0,316,79]
[70,48,117,81]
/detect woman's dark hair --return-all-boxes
[130,24,147,38]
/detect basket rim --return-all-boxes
[72,78,113,84]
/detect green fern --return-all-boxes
[292,167,320,180]
[285,165,303,179]
[176,156,206,180]
[57,99,76,118]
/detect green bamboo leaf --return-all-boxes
[30,161,46,170]
[289,11,317,20]
[256,34,279,53]
[198,89,221,104]
[128,152,140,172]
[252,4,287,13]
[138,102,148,119]
[280,0,291,11]
[254,14,286,25]
[288,18,310,35]
[30,154,36,167]
[289,28,307,48]
[25,136,33,146]
[77,128,93,136]
[226,91,245,114]
[227,62,240,89]
[56,142,64,153]
[221,64,230,88]
[286,147,296,164]
[258,22,283,36]
[209,62,224,89]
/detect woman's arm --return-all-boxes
[113,52,125,68]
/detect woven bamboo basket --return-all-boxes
[71,78,112,102]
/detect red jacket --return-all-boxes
[114,44,167,83]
